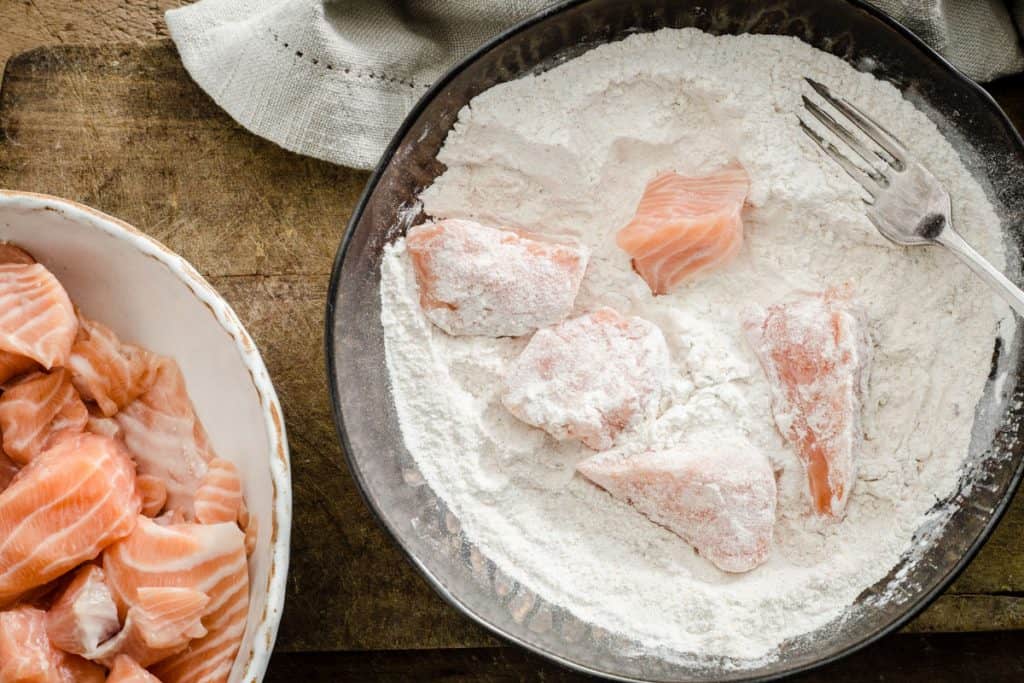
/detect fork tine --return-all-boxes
[798,118,878,199]
[805,78,907,170]
[801,95,889,185]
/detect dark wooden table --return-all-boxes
[1,41,1024,681]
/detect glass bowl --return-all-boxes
[327,1,1024,680]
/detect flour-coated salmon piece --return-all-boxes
[743,289,870,517]
[578,437,777,573]
[0,263,78,369]
[44,565,120,656]
[115,360,214,519]
[193,459,243,526]
[0,605,105,683]
[502,308,670,450]
[406,219,589,337]
[0,433,140,606]
[70,316,160,418]
[107,655,163,683]
[0,369,88,466]
[616,164,749,295]
[87,587,209,668]
[104,517,248,683]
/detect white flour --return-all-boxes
[379,29,1014,662]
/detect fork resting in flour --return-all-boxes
[799,78,1024,317]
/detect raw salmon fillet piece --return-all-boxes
[0,432,141,606]
[0,243,36,267]
[88,586,209,667]
[616,164,749,295]
[104,517,249,683]
[0,369,88,466]
[86,412,122,440]
[0,605,105,683]
[743,289,870,517]
[0,452,16,493]
[578,438,777,572]
[502,307,670,450]
[193,458,243,526]
[153,511,186,527]
[138,475,169,518]
[0,351,38,386]
[115,359,214,519]
[107,655,162,683]
[45,565,119,656]
[406,219,589,337]
[0,263,78,369]
[70,316,160,418]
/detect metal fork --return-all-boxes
[799,78,1024,316]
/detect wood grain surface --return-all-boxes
[264,632,1024,682]
[0,41,490,653]
[0,0,184,71]
[1,37,1024,664]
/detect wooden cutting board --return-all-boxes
[1,40,1024,653]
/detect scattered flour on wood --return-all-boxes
[379,28,1013,661]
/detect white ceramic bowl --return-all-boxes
[0,190,291,682]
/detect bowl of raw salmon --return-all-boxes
[0,190,290,682]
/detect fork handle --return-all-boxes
[936,228,1024,317]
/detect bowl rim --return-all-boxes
[0,188,292,683]
[325,1,1024,680]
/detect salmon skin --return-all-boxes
[0,432,140,606]
[617,164,749,295]
[743,289,870,517]
[0,263,78,369]
[578,437,777,573]
[406,219,589,337]
[104,517,249,683]
[502,307,670,450]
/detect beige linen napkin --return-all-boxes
[166,0,1024,170]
